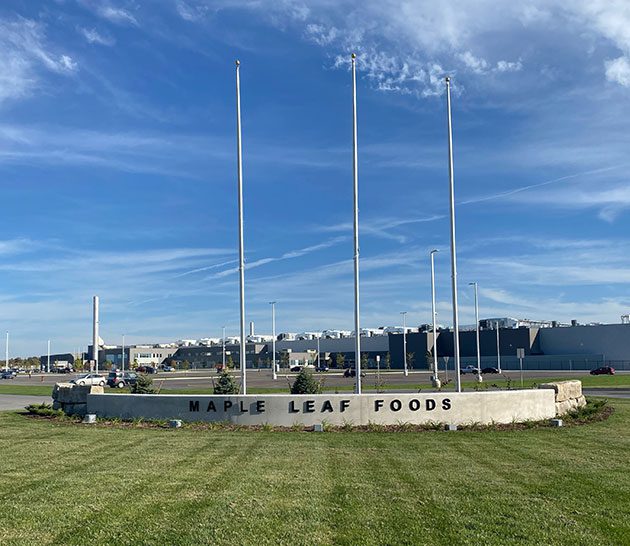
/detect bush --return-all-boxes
[291,368,322,394]
[213,371,239,394]
[131,374,156,394]
[25,403,64,417]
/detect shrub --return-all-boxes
[213,371,239,394]
[25,403,64,417]
[131,374,156,394]
[290,368,322,394]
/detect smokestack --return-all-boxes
[93,296,99,373]
[249,321,255,336]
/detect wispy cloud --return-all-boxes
[78,27,116,46]
[0,17,77,103]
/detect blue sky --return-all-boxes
[1,1,630,356]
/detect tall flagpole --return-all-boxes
[430,249,441,387]
[351,53,362,394]
[445,76,462,392]
[236,59,247,394]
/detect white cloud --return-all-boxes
[605,56,630,86]
[79,27,116,46]
[496,60,522,72]
[176,1,210,22]
[0,17,77,103]
[459,51,488,73]
[305,23,338,46]
[98,5,138,26]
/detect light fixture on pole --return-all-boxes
[445,76,462,392]
[47,339,51,373]
[269,302,277,380]
[430,249,441,388]
[400,311,408,377]
[495,321,501,373]
[235,59,247,394]
[351,52,362,395]
[469,282,482,383]
[222,326,226,370]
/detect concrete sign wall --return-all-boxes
[87,390,555,426]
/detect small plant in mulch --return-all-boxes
[25,403,64,418]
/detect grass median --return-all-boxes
[0,400,628,545]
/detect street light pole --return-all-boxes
[270,302,277,380]
[235,59,247,394]
[317,334,321,369]
[122,334,125,372]
[47,339,51,373]
[351,53,362,395]
[222,326,226,369]
[469,282,482,383]
[430,249,440,387]
[401,311,408,376]
[446,76,462,392]
[496,321,501,373]
[5,331,8,371]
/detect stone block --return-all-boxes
[169,420,182,428]
[555,398,579,416]
[576,395,587,408]
[53,383,104,405]
[550,419,563,427]
[539,380,582,402]
[83,414,97,424]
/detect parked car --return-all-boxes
[1,370,16,379]
[136,366,156,374]
[343,368,367,378]
[160,365,175,372]
[460,365,480,375]
[290,365,302,373]
[590,366,615,375]
[71,373,106,386]
[481,367,500,374]
[315,365,329,372]
[107,371,139,388]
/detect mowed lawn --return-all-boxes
[0,402,629,545]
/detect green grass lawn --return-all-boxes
[0,401,629,545]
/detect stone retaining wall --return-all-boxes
[52,383,104,416]
[538,380,586,416]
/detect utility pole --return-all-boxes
[270,302,277,380]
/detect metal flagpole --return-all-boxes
[235,59,247,394]
[430,249,440,387]
[445,77,462,392]
[270,302,277,380]
[351,53,362,394]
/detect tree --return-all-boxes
[226,355,234,370]
[335,353,345,369]
[425,350,433,369]
[291,368,322,394]
[406,352,416,370]
[181,360,191,370]
[131,374,156,394]
[385,352,391,370]
[213,370,239,394]
[361,352,369,369]
[280,351,290,369]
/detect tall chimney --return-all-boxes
[93,296,99,373]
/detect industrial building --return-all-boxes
[83,319,630,372]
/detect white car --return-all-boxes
[460,365,480,375]
[72,373,106,387]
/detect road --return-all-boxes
[7,369,627,391]
[584,388,630,399]
[0,395,51,411]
